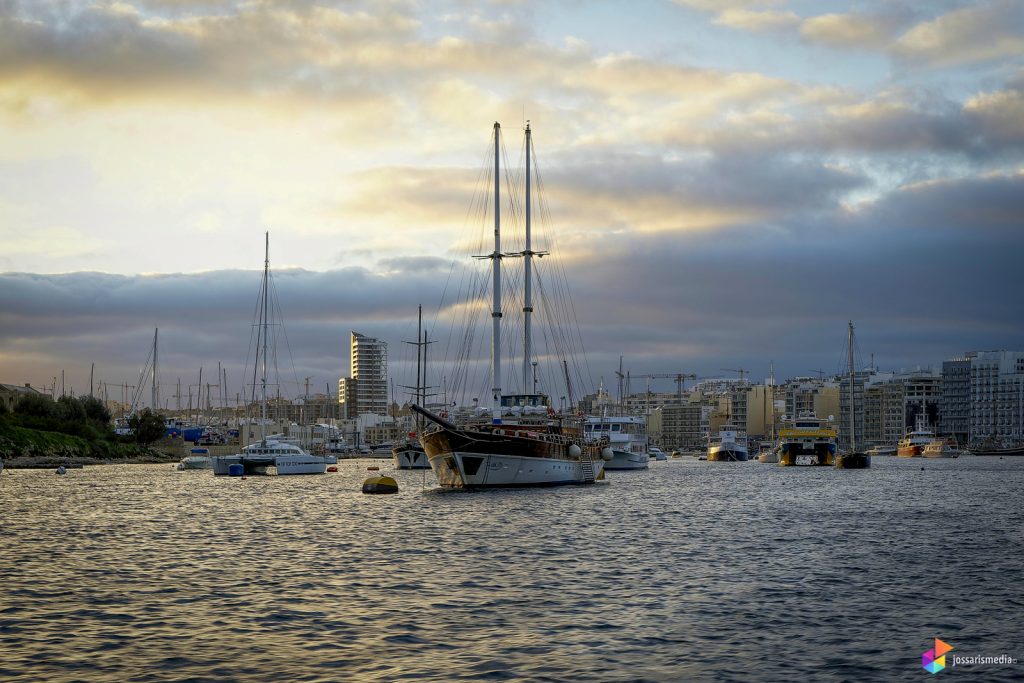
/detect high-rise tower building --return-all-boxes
[337,332,388,418]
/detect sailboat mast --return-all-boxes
[848,321,856,451]
[260,232,269,444]
[415,305,423,430]
[523,122,533,396]
[151,328,159,410]
[491,122,502,423]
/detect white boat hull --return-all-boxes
[393,447,430,469]
[427,450,604,488]
[212,454,328,475]
[179,455,213,470]
[605,449,650,470]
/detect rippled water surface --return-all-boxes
[2,456,1022,682]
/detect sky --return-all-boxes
[1,0,1023,407]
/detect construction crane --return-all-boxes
[636,372,699,408]
[720,368,750,382]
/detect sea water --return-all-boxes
[1,457,1022,682]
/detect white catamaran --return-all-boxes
[212,233,329,476]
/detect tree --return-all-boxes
[79,396,112,426]
[128,408,165,444]
[56,395,87,422]
[14,393,56,418]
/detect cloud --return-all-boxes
[5,170,1021,397]
[893,0,1024,67]
[800,12,894,50]
[715,9,800,32]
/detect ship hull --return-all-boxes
[707,446,748,462]
[604,449,650,470]
[393,444,430,469]
[968,445,1024,456]
[778,443,835,467]
[419,425,604,488]
[834,452,871,469]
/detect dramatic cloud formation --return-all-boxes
[1,0,1022,404]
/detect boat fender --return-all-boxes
[568,444,582,457]
[601,447,614,461]
[363,475,399,494]
[55,466,66,475]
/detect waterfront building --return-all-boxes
[941,355,973,444]
[900,369,941,432]
[969,350,1024,446]
[863,381,905,447]
[838,371,873,450]
[650,402,711,450]
[0,383,45,411]
[337,332,388,418]
[781,377,839,422]
[744,384,784,440]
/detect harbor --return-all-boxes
[2,0,1024,680]
[2,456,1022,682]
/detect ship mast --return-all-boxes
[491,122,502,423]
[260,231,269,445]
[848,321,856,451]
[523,122,533,397]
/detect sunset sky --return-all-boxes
[1,0,1023,407]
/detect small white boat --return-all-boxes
[922,438,961,458]
[648,447,668,461]
[179,447,213,470]
[584,415,650,470]
[756,445,779,463]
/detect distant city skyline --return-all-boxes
[1,1,1022,402]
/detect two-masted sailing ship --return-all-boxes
[414,122,610,488]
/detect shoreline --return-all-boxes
[3,452,181,469]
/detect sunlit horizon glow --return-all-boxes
[1,0,1022,400]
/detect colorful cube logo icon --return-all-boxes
[922,638,953,674]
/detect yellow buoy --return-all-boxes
[362,475,399,494]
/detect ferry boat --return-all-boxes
[777,415,836,466]
[707,430,749,462]
[583,415,649,470]
[897,415,935,457]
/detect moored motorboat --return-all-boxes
[922,438,961,458]
[897,414,935,457]
[179,447,213,470]
[707,430,748,462]
[584,415,649,470]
